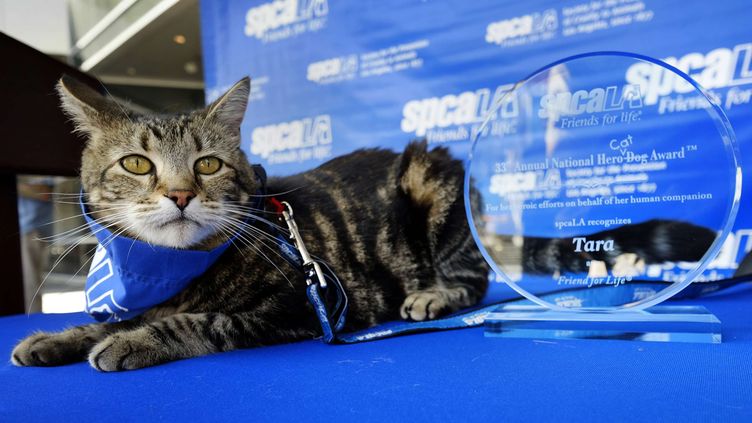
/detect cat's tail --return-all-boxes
[397,140,474,255]
[397,140,489,313]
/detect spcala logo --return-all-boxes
[400,85,517,137]
[625,42,752,106]
[307,55,358,83]
[485,9,557,45]
[462,312,489,326]
[554,295,583,308]
[537,84,643,120]
[245,0,328,39]
[251,115,332,159]
[355,329,393,341]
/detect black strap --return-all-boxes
[252,164,267,196]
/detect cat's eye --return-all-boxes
[195,156,223,175]
[120,155,153,175]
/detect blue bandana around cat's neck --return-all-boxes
[81,166,266,322]
[80,194,234,322]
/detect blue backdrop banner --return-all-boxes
[200,0,751,284]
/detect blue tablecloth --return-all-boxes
[1,283,751,422]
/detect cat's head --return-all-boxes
[58,76,260,249]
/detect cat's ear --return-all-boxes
[205,77,250,131]
[57,75,121,135]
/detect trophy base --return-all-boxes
[484,305,721,343]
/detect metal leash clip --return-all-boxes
[280,201,327,288]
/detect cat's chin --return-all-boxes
[139,218,215,249]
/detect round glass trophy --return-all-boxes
[466,52,741,342]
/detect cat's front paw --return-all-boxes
[89,331,164,372]
[401,290,448,321]
[11,332,89,367]
[611,253,645,277]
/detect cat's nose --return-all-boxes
[167,190,196,211]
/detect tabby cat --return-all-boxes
[11,77,489,371]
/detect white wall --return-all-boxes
[0,0,71,56]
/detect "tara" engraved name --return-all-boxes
[572,237,614,253]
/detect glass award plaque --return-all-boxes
[465,52,741,343]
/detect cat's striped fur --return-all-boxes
[11,77,488,371]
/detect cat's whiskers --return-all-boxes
[206,220,236,248]
[211,211,292,255]
[36,207,146,245]
[220,212,302,258]
[206,221,251,266]
[228,186,306,199]
[207,215,294,288]
[213,203,276,215]
[37,192,99,201]
[227,216,288,249]
[98,220,144,251]
[63,220,143,298]
[44,210,145,277]
[210,208,342,292]
[124,214,155,263]
[27,210,148,314]
[35,205,134,234]
[50,196,138,205]
[208,214,276,256]
[212,215,285,261]
[218,216,308,276]
[36,211,135,250]
[51,219,145,306]
[40,192,81,196]
[208,218,276,274]
[222,206,290,234]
